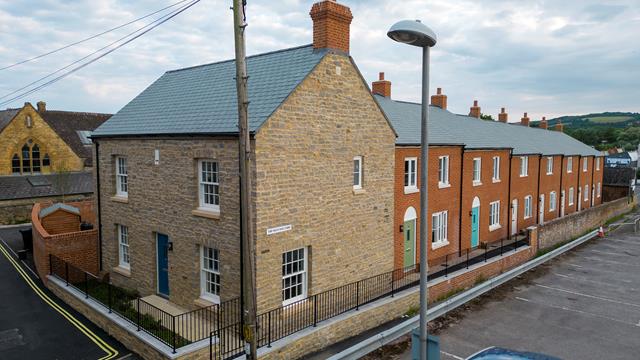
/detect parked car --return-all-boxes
[466,346,562,360]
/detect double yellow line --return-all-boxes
[0,243,119,360]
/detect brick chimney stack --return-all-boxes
[310,0,353,54]
[540,116,548,129]
[554,120,564,132]
[372,72,391,98]
[498,107,508,123]
[521,112,530,127]
[37,101,46,113]
[469,100,481,118]
[431,88,447,110]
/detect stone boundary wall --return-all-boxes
[32,201,99,280]
[0,193,90,225]
[537,196,636,251]
[47,277,213,360]
[260,244,536,360]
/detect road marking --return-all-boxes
[580,256,640,268]
[441,350,465,359]
[589,249,625,257]
[514,295,640,327]
[553,271,636,287]
[535,284,640,309]
[0,243,118,360]
[0,238,39,279]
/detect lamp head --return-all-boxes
[387,19,437,47]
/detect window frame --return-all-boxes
[597,182,601,198]
[200,246,221,303]
[472,157,482,185]
[431,211,449,249]
[492,156,500,182]
[198,159,220,212]
[524,195,533,219]
[519,156,528,177]
[546,157,553,175]
[583,157,588,172]
[549,191,557,212]
[282,247,308,306]
[353,156,363,190]
[489,200,501,230]
[567,157,573,173]
[404,157,418,191]
[438,155,450,187]
[568,187,575,206]
[115,156,128,197]
[117,224,130,270]
[596,157,600,171]
[584,184,589,201]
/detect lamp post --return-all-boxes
[388,20,437,360]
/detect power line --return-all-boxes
[0,0,192,71]
[0,0,200,107]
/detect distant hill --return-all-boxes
[531,112,640,129]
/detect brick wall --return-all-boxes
[603,185,629,202]
[537,196,635,250]
[32,201,99,280]
[509,154,541,235]
[254,53,396,313]
[538,155,563,223]
[41,210,80,234]
[0,193,91,225]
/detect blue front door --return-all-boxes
[471,207,479,247]
[157,233,170,297]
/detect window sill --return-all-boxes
[192,208,221,220]
[352,188,366,195]
[524,215,532,220]
[546,172,553,176]
[492,179,501,183]
[111,195,129,204]
[112,266,131,278]
[519,174,528,178]
[283,296,307,307]
[195,296,220,308]
[432,240,449,250]
[404,187,419,194]
[489,224,502,232]
[438,182,451,189]
[472,181,482,187]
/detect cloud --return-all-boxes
[0,0,638,119]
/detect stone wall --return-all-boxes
[253,53,396,313]
[0,193,90,225]
[537,196,636,251]
[32,201,99,280]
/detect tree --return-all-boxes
[480,114,494,121]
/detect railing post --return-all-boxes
[391,270,395,297]
[209,331,213,360]
[49,254,52,275]
[268,311,272,348]
[444,254,448,278]
[172,315,176,354]
[108,282,112,313]
[484,246,488,262]
[65,262,69,286]
[466,249,469,269]
[313,295,318,327]
[136,298,141,331]
[356,281,360,310]
[500,238,504,256]
[84,272,89,299]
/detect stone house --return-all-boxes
[0,101,110,223]
[372,81,604,269]
[91,0,396,313]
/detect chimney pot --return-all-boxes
[378,72,385,80]
[310,0,353,54]
[469,100,481,118]
[37,101,46,113]
[430,87,447,110]
[498,107,508,123]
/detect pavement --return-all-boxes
[0,225,135,360]
[392,209,640,360]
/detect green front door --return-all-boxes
[403,219,416,268]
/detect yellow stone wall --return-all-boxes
[0,104,83,175]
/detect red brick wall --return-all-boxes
[41,210,80,235]
[561,156,578,216]
[509,154,541,234]
[393,146,462,269]
[461,149,510,250]
[593,156,604,206]
[538,155,563,223]
[579,156,593,210]
[32,202,99,281]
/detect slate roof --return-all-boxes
[39,110,111,166]
[92,45,328,137]
[374,95,600,156]
[0,172,93,201]
[39,203,80,218]
[0,109,20,133]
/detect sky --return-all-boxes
[0,0,639,120]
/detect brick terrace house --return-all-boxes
[91,0,396,313]
[371,81,604,270]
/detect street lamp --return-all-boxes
[388,19,437,360]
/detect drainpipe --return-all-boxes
[590,156,595,207]
[536,154,542,224]
[507,150,513,239]
[458,146,465,256]
[558,155,564,218]
[577,155,582,211]
[95,141,103,271]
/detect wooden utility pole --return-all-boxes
[232,0,257,358]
